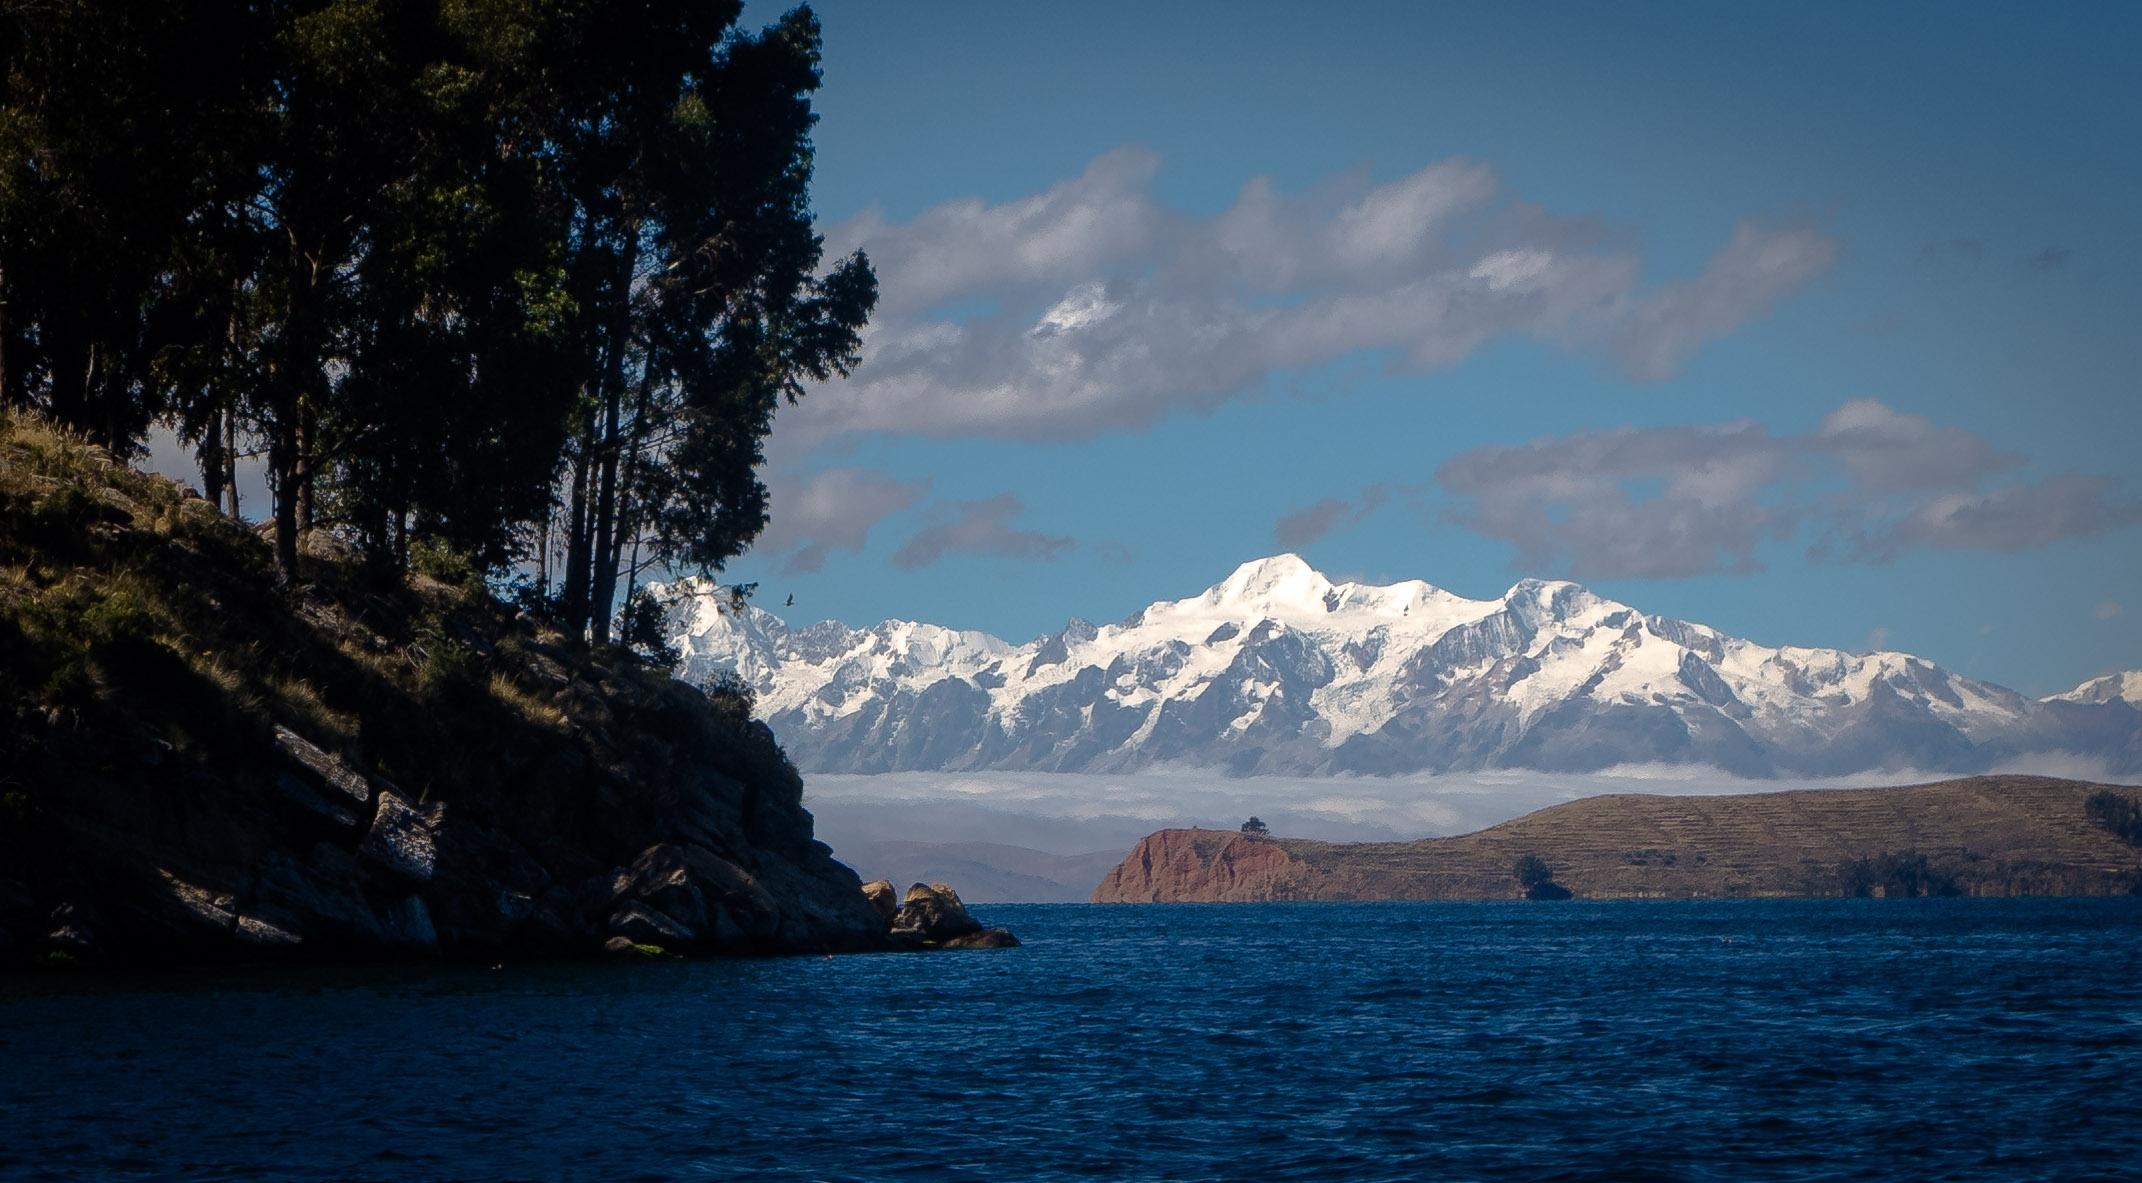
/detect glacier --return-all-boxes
[657,554,2142,779]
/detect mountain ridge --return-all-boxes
[659,554,2141,779]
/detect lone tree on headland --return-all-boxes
[1513,854,1572,900]
[1240,817,1269,836]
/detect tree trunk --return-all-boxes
[559,440,592,639]
[270,420,300,583]
[584,234,639,647]
[221,407,240,517]
[536,507,550,603]
[588,384,621,646]
[598,363,657,642]
[294,399,315,532]
[198,410,227,509]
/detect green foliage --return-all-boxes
[1512,853,1571,900]
[3,2,874,602]
[697,668,757,725]
[2086,791,2142,847]
[1513,854,1553,890]
[79,585,154,645]
[408,538,480,592]
[1240,817,1269,835]
[619,588,681,672]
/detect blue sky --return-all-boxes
[730,0,2139,696]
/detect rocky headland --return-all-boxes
[0,415,1013,966]
[1093,775,2142,902]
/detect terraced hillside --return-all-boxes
[1092,776,2142,902]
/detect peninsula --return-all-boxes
[1093,775,2142,902]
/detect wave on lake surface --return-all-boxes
[4,898,2139,1181]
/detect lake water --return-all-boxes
[4,899,2140,1181]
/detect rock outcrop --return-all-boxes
[1093,776,2142,902]
[1090,829,1309,903]
[879,882,1019,949]
[0,414,887,965]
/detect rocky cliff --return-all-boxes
[0,414,892,965]
[1092,776,2142,902]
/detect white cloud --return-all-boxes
[1846,475,2142,560]
[891,493,1077,569]
[788,149,1836,447]
[801,757,2125,859]
[1816,399,2017,493]
[1436,400,2140,577]
[1598,222,1838,381]
[1273,484,1394,550]
[753,468,931,575]
[2096,601,2123,621]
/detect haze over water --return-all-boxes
[6,898,2139,1181]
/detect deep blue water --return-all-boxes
[4,899,2141,1182]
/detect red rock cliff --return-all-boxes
[1090,829,1313,902]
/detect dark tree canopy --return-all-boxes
[0,1,872,632]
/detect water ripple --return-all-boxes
[2,898,2140,1181]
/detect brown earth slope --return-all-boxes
[1092,776,2142,902]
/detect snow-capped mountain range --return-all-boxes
[656,554,2142,778]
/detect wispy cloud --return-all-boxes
[1436,399,2139,578]
[892,493,1078,569]
[753,468,932,575]
[790,148,1836,447]
[2026,245,2073,272]
[1274,484,1393,550]
[803,755,2130,857]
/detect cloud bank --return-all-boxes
[892,493,1077,569]
[792,147,1836,448]
[1433,399,2140,578]
[803,754,2126,860]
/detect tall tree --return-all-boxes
[0,1,264,447]
[544,4,874,644]
[3,1,871,607]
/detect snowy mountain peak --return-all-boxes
[1205,553,1332,615]
[2048,671,2142,707]
[1501,576,1605,620]
[659,557,2140,779]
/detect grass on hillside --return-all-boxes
[0,411,742,861]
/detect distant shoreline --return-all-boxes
[1093,775,2142,903]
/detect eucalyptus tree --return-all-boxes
[2,1,872,606]
[542,3,874,644]
[0,0,265,449]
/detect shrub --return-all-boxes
[619,587,680,672]
[1513,854,1572,900]
[1840,850,1961,898]
[2086,791,2142,847]
[1513,854,1552,889]
[408,537,480,591]
[697,668,756,724]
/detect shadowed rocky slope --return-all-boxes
[0,415,889,965]
[1093,776,2142,902]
